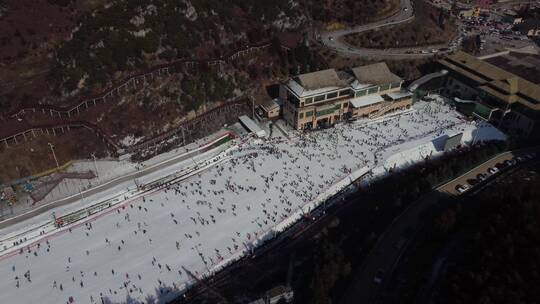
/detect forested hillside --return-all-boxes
[434,164,540,304]
[0,0,406,176]
[48,0,304,95]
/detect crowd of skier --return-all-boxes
[2,98,472,304]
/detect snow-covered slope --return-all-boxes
[0,99,506,304]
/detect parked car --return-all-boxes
[495,162,507,170]
[455,184,470,193]
[504,159,516,166]
[477,173,487,181]
[487,167,499,175]
[374,269,385,284]
[467,178,479,186]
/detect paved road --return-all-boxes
[339,148,537,304]
[0,143,229,229]
[431,0,539,10]
[318,0,535,59]
[320,0,413,40]
[318,0,454,58]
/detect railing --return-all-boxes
[369,101,393,118]
[6,41,276,119]
[1,39,282,154]
[2,99,248,153]
[124,99,249,154]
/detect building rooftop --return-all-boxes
[350,94,384,108]
[239,115,266,137]
[260,98,281,112]
[483,51,540,84]
[286,68,348,98]
[351,62,402,86]
[285,63,404,98]
[439,51,540,109]
[350,80,373,90]
[294,68,347,91]
[286,79,342,98]
[386,91,413,100]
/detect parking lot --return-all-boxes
[441,149,538,196]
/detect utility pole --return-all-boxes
[180,126,186,146]
[78,184,84,201]
[190,155,198,168]
[250,95,255,119]
[91,153,100,183]
[48,142,59,169]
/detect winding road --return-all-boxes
[318,0,455,59]
[319,0,536,59]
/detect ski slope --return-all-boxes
[0,98,506,304]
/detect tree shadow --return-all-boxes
[100,284,182,304]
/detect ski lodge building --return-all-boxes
[438,51,540,139]
[279,63,412,130]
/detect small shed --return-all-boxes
[260,98,282,119]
